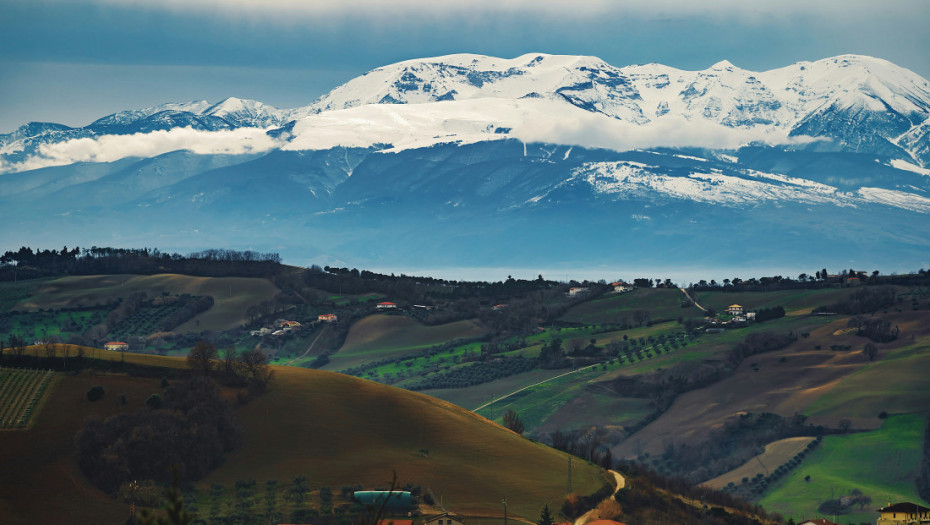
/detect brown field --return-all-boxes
[0,368,166,524]
[15,273,280,332]
[0,349,606,524]
[612,311,926,459]
[702,436,816,489]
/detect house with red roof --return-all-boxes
[104,341,129,351]
[377,301,397,309]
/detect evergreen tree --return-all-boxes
[537,504,554,525]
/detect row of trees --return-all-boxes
[187,341,273,393]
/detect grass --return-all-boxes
[559,288,694,325]
[0,350,608,523]
[695,288,874,316]
[805,336,930,423]
[15,274,280,333]
[0,308,107,341]
[327,315,486,370]
[204,365,607,520]
[759,414,929,523]
[702,437,816,490]
[0,278,52,312]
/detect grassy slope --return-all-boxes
[560,289,693,324]
[326,314,487,370]
[611,314,905,459]
[15,274,280,332]
[0,349,605,523]
[760,415,929,524]
[205,366,607,519]
[695,288,854,316]
[804,312,930,421]
[702,437,816,490]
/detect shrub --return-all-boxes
[86,385,105,402]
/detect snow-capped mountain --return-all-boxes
[1,53,929,272]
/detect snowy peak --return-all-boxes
[303,52,648,123]
[710,59,737,71]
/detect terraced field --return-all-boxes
[0,367,56,430]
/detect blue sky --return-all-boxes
[2,0,929,133]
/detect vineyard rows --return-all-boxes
[0,367,55,429]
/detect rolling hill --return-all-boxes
[0,347,607,524]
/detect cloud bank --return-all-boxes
[1,127,282,173]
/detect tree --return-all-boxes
[86,385,105,402]
[864,342,878,361]
[502,410,525,435]
[537,504,554,525]
[187,340,217,376]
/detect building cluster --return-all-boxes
[250,319,302,337]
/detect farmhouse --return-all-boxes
[877,502,930,525]
[425,512,464,525]
[612,282,633,293]
[104,341,129,351]
[492,304,507,311]
[377,301,398,309]
[568,287,589,296]
[727,304,744,315]
[318,313,338,322]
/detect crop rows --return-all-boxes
[109,303,183,338]
[0,367,55,429]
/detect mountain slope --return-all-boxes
[1,53,929,272]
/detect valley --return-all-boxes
[1,250,928,524]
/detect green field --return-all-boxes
[15,274,280,333]
[326,314,487,370]
[560,288,694,324]
[695,288,872,316]
[760,414,929,523]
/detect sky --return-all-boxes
[1,0,929,134]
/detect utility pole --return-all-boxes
[502,498,507,525]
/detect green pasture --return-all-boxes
[760,414,929,524]
[695,287,879,316]
[559,288,693,324]
[0,309,106,341]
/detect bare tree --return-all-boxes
[187,340,218,376]
[502,409,525,435]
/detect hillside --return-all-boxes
[0,348,607,524]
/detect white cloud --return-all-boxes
[71,0,924,22]
[1,127,282,173]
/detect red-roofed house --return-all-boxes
[104,341,129,351]
[377,302,397,309]
[318,313,338,323]
[378,520,413,525]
